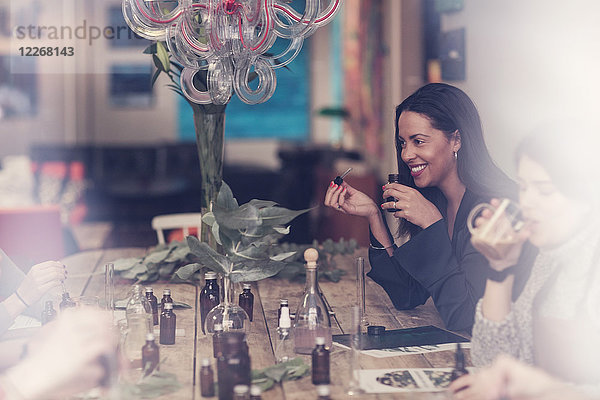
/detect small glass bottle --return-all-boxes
[217,332,251,400]
[199,358,215,398]
[213,323,225,358]
[125,285,153,362]
[160,302,176,345]
[316,384,331,399]
[274,306,294,363]
[293,249,332,354]
[312,337,330,385]
[41,300,57,324]
[141,333,160,376]
[386,174,400,212]
[59,292,76,310]
[160,288,173,312]
[450,343,469,381]
[238,284,254,322]
[145,287,159,325]
[277,299,289,324]
[232,385,249,400]
[200,272,220,334]
[249,385,262,400]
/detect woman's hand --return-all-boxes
[469,199,530,271]
[381,183,442,229]
[17,261,67,306]
[324,182,379,219]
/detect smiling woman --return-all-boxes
[323,83,534,332]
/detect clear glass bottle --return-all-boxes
[160,302,176,345]
[141,333,160,376]
[293,249,332,354]
[238,283,254,322]
[200,272,220,334]
[160,288,173,312]
[232,385,249,400]
[274,306,294,363]
[205,276,249,334]
[125,285,153,362]
[312,337,330,385]
[59,292,76,310]
[145,287,159,325]
[41,301,57,324]
[199,358,215,397]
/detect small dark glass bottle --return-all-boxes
[159,302,176,345]
[277,299,288,324]
[141,333,160,376]
[199,358,215,397]
[41,301,57,324]
[59,292,76,310]
[145,287,159,325]
[238,283,254,322]
[386,174,400,212]
[160,288,173,312]
[311,337,330,385]
[249,385,262,400]
[213,323,225,358]
[450,343,469,381]
[200,272,220,334]
[217,332,251,400]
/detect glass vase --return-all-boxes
[205,275,249,334]
[192,104,226,250]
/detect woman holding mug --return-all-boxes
[324,83,532,332]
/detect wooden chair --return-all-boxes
[151,213,202,244]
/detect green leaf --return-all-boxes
[216,181,239,210]
[156,41,170,73]
[247,199,278,209]
[230,260,287,283]
[185,236,231,275]
[112,257,141,271]
[213,204,261,230]
[143,42,157,54]
[202,212,216,226]
[269,251,296,261]
[120,262,148,280]
[151,68,161,87]
[174,263,203,280]
[258,207,312,227]
[273,226,291,234]
[143,249,171,264]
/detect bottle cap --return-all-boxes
[163,289,171,295]
[250,385,262,396]
[233,385,249,395]
[316,385,330,396]
[214,323,223,332]
[146,333,155,341]
[145,287,153,293]
[315,336,326,345]
[201,358,210,367]
[303,248,319,269]
[164,302,174,310]
[280,299,288,305]
[243,283,251,290]
[388,173,400,183]
[205,271,217,280]
[279,306,291,329]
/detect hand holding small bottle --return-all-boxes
[17,261,67,306]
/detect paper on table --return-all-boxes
[361,342,471,358]
[359,367,476,393]
[9,315,41,330]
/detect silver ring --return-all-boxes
[393,201,397,210]
[337,205,342,209]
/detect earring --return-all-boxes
[453,151,458,160]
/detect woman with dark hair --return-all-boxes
[324,83,531,332]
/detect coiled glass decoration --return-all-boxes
[123,0,342,104]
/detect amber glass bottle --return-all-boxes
[159,302,176,345]
[199,358,215,397]
[311,337,330,385]
[59,292,76,310]
[160,288,173,312]
[238,284,254,322]
[41,301,57,324]
[200,272,220,334]
[386,174,400,212]
[145,287,159,325]
[213,323,225,358]
[141,333,160,376]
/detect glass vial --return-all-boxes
[160,302,176,345]
[104,263,114,312]
[316,385,331,399]
[161,288,173,312]
[41,301,57,324]
[145,287,159,325]
[293,249,332,354]
[238,283,254,322]
[59,292,76,310]
[386,174,400,212]
[275,306,294,363]
[232,385,249,400]
[213,323,225,358]
[346,306,364,396]
[125,285,153,362]
[450,343,469,381]
[277,299,289,325]
[141,333,160,376]
[312,337,330,385]
[200,358,215,398]
[249,385,262,400]
[356,257,369,333]
[200,272,220,334]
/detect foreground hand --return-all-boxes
[381,183,442,229]
[17,261,67,305]
[5,309,117,400]
[324,182,379,218]
[449,355,577,400]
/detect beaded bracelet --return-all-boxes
[369,243,394,251]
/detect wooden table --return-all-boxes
[62,248,471,399]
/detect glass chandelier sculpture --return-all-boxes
[123,0,342,104]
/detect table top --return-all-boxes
[62,247,471,399]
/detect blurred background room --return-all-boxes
[1,0,600,267]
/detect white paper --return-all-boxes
[359,367,475,393]
[361,342,471,358]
